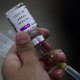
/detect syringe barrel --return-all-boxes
[65,66,80,80]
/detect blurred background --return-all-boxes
[0,0,80,80]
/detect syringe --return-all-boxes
[58,63,80,80]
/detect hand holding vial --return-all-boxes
[2,29,66,80]
[3,2,80,80]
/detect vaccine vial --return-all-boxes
[5,2,54,72]
[5,2,47,58]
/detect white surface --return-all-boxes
[0,32,14,57]
[7,30,16,41]
[0,56,4,80]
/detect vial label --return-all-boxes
[6,4,37,33]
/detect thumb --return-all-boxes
[16,32,37,65]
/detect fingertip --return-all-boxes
[16,32,31,45]
[50,67,65,80]
[53,49,66,63]
[16,31,29,40]
[38,28,50,39]
[41,41,52,52]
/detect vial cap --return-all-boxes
[32,35,45,46]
